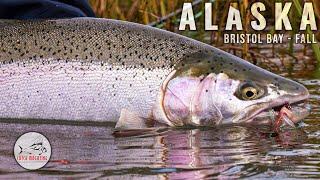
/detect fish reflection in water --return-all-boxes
[0,122,309,179]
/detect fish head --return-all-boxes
[162,50,310,126]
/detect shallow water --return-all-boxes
[0,75,319,179]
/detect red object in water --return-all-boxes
[52,159,70,165]
[273,104,294,131]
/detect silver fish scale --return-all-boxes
[0,18,203,122]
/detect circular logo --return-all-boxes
[14,132,51,170]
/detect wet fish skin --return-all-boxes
[0,18,200,122]
[0,18,309,125]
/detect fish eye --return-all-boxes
[236,82,264,100]
[241,87,258,100]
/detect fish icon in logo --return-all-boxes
[18,136,47,155]
[14,132,51,170]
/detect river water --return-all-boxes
[0,74,319,179]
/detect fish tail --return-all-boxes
[18,145,22,153]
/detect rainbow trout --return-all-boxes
[0,18,310,129]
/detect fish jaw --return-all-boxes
[243,102,311,127]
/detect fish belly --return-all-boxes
[0,60,170,122]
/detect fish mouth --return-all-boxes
[233,93,310,126]
[251,100,311,126]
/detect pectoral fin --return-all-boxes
[115,109,150,130]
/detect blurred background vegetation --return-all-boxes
[89,0,320,76]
